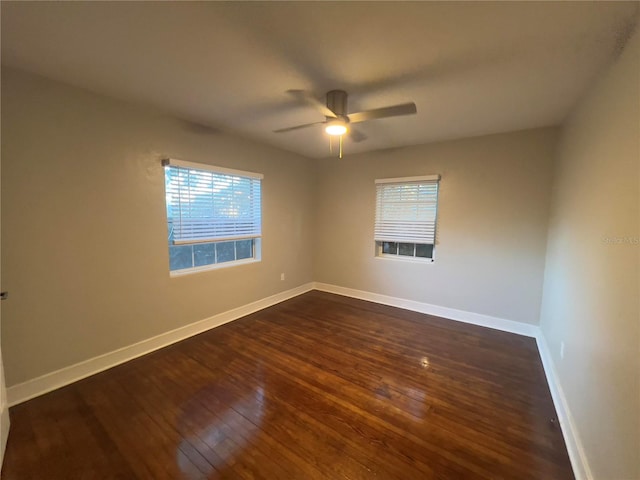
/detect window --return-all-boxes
[374,175,440,261]
[163,158,262,274]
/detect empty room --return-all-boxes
[0,2,638,479]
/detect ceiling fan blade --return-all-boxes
[349,127,367,143]
[287,89,337,118]
[347,102,417,124]
[273,121,325,133]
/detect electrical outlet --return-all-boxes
[280,273,285,281]
[560,341,565,360]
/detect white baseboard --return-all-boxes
[6,282,314,407]
[5,282,536,406]
[5,280,587,480]
[536,333,592,480]
[312,282,539,337]
[313,282,587,478]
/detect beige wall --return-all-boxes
[1,68,315,386]
[314,128,557,324]
[2,68,558,389]
[539,29,640,480]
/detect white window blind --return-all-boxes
[164,159,262,245]
[374,175,440,244]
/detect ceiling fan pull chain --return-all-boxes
[339,135,343,159]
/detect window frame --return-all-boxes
[168,239,262,277]
[375,241,435,262]
[374,175,440,263]
[163,158,263,276]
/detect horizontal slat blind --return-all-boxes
[164,160,262,245]
[374,176,440,244]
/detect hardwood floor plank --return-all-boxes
[1,404,41,480]
[136,349,332,479]
[246,317,559,469]
[1,291,574,479]
[183,339,419,480]
[211,327,496,478]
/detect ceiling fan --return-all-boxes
[274,89,417,157]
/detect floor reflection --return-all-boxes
[372,356,432,421]
[176,373,266,478]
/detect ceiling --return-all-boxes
[2,2,638,159]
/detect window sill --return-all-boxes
[170,258,261,277]
[374,255,434,264]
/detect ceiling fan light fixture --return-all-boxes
[325,120,347,136]
[274,89,417,157]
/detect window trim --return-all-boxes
[163,158,263,180]
[375,253,435,264]
[375,174,440,184]
[163,159,263,274]
[374,242,436,263]
[374,174,440,261]
[170,255,261,277]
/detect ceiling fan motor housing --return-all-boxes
[326,90,348,117]
[274,88,416,143]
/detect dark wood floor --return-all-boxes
[2,291,574,479]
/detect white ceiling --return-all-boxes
[2,2,638,158]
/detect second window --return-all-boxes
[374,175,440,261]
